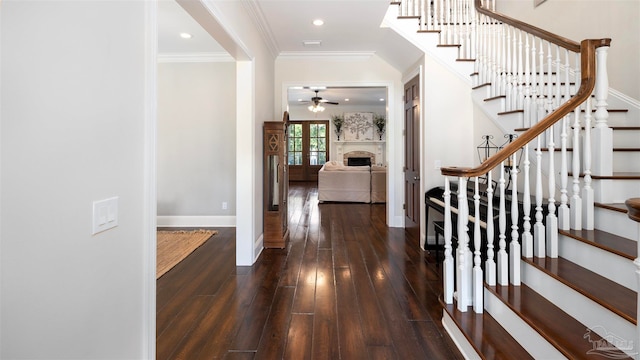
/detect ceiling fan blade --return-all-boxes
[324,101,339,105]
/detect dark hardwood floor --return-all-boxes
[157,182,463,359]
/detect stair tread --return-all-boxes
[442,299,534,360]
[595,202,629,213]
[568,172,640,180]
[487,283,633,359]
[559,228,636,260]
[524,256,637,324]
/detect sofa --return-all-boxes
[318,161,386,203]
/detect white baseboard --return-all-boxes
[157,215,236,227]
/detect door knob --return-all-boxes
[414,176,420,181]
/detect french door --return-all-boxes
[288,121,329,182]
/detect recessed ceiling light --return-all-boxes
[379,98,385,101]
[313,19,324,26]
[180,33,193,39]
[344,98,350,102]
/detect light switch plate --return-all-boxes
[92,197,119,235]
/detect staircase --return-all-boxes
[384,0,640,358]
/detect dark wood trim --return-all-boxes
[595,202,628,213]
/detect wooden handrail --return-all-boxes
[474,0,580,52]
[626,198,640,223]
[441,36,611,178]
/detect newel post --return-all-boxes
[591,46,613,181]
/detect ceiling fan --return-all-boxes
[302,90,339,112]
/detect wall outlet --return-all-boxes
[222,202,228,210]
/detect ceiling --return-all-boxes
[158,0,422,106]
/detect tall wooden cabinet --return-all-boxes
[263,118,289,248]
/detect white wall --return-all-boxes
[421,55,476,246]
[1,1,149,358]
[192,0,276,264]
[275,54,404,226]
[157,61,236,225]
[498,0,640,101]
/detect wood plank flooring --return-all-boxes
[157,182,463,359]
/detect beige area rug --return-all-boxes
[157,229,217,279]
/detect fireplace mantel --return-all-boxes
[333,140,385,145]
[333,141,386,166]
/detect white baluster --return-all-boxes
[530,34,538,125]
[504,26,512,111]
[546,125,559,258]
[511,27,519,111]
[516,29,524,112]
[473,177,483,313]
[457,177,472,310]
[522,145,533,257]
[509,154,521,285]
[570,53,583,230]
[425,0,432,31]
[444,177,454,304]
[546,42,554,115]
[534,135,546,257]
[582,97,594,229]
[558,49,571,230]
[446,0,452,44]
[497,163,508,285]
[485,171,496,285]
[522,33,531,126]
[419,0,426,31]
[537,38,546,125]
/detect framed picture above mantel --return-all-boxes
[343,112,374,141]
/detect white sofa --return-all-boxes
[318,161,386,203]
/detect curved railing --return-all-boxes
[395,0,615,314]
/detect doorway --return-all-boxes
[288,121,329,182]
[404,75,420,239]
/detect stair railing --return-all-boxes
[397,0,611,313]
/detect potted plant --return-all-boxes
[374,114,386,140]
[331,115,344,140]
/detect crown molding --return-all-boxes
[278,51,377,62]
[242,0,280,58]
[157,52,234,63]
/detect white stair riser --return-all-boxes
[559,234,637,291]
[484,288,567,359]
[522,262,637,358]
[593,178,640,204]
[613,130,640,148]
[613,152,640,172]
[535,150,640,173]
[595,206,640,241]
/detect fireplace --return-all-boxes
[347,157,371,166]
[343,150,376,166]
